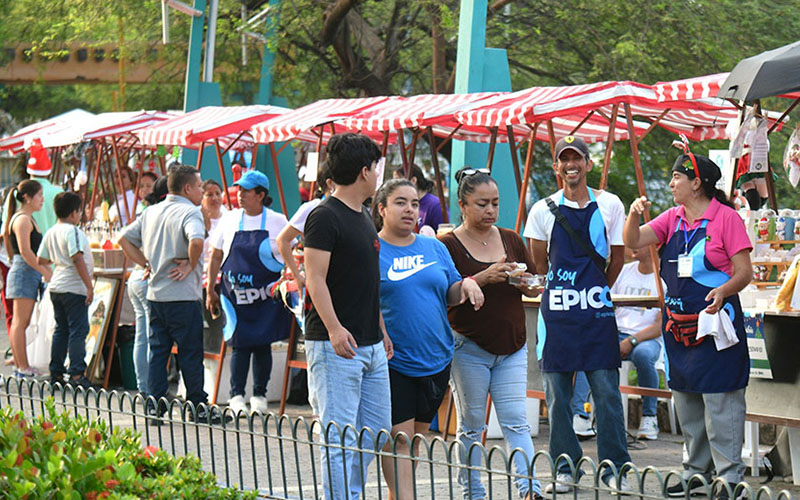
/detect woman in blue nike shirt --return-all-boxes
[372,178,483,500]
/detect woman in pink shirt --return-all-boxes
[623,153,752,498]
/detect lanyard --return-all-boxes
[239,208,267,231]
[680,220,700,255]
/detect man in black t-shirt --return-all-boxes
[303,133,392,500]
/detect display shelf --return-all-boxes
[752,281,782,289]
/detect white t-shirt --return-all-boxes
[37,222,94,296]
[610,261,664,336]
[289,198,322,233]
[209,207,288,263]
[109,190,141,227]
[523,188,625,252]
[202,207,227,275]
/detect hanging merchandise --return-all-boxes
[782,125,800,188]
[730,108,770,173]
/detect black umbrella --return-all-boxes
[717,40,800,101]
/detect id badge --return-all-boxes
[677,254,693,278]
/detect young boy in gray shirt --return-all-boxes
[37,191,94,388]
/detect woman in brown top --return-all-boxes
[438,167,543,500]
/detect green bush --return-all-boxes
[0,400,256,500]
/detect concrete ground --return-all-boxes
[0,317,797,499]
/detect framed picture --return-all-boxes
[85,277,119,382]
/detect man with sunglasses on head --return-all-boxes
[525,136,632,495]
[302,133,393,500]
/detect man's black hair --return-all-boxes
[326,133,381,186]
[54,191,83,219]
[167,164,200,194]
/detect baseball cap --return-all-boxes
[234,170,270,191]
[554,135,589,160]
[672,154,721,184]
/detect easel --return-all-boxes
[278,320,304,415]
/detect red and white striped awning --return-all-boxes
[0,109,95,154]
[654,73,800,102]
[339,92,501,134]
[249,97,391,144]
[653,73,729,102]
[456,81,745,142]
[83,111,178,141]
[135,105,290,150]
[455,81,666,127]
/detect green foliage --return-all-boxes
[4,0,800,206]
[0,400,256,500]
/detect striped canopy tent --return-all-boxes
[249,97,395,147]
[135,105,289,151]
[73,111,183,222]
[135,105,293,211]
[83,110,179,148]
[654,72,796,210]
[451,81,685,233]
[654,72,800,102]
[0,109,95,155]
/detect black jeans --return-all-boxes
[147,300,207,406]
[49,292,89,376]
[230,345,272,398]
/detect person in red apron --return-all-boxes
[206,170,291,415]
[526,136,631,494]
[624,153,753,498]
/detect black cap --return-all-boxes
[672,154,721,185]
[555,136,589,159]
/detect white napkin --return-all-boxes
[697,310,739,351]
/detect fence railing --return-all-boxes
[0,377,794,500]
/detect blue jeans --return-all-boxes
[230,345,272,398]
[571,372,592,418]
[450,334,541,499]
[49,292,89,377]
[127,270,150,393]
[620,333,661,416]
[306,340,391,500]
[571,335,662,418]
[147,300,207,406]
[543,369,631,480]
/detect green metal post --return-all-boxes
[255,0,300,215]
[450,0,519,229]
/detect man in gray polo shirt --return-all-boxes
[119,165,208,420]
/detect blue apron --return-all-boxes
[660,219,749,393]
[219,208,291,348]
[537,191,620,372]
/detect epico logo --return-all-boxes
[549,286,612,311]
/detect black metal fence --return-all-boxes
[0,377,794,500]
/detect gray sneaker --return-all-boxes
[545,473,575,495]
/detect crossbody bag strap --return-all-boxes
[545,198,607,273]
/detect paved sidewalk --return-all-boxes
[1,320,797,499]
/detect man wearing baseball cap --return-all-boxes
[524,135,632,494]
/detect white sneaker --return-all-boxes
[228,395,247,416]
[637,415,659,440]
[573,414,596,439]
[604,475,633,496]
[544,473,574,495]
[249,395,269,414]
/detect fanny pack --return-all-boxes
[665,307,704,347]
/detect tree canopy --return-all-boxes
[2,0,800,209]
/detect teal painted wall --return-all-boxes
[450,1,521,229]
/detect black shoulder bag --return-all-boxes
[545,198,607,273]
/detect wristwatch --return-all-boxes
[628,336,639,347]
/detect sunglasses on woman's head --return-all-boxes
[461,168,490,177]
